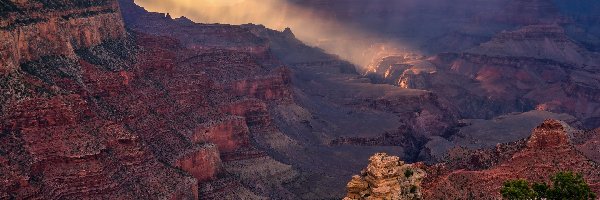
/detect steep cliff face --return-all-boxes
[0,1,199,199]
[219,98,272,127]
[174,144,221,182]
[0,0,126,73]
[0,0,292,198]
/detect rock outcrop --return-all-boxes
[219,98,272,127]
[346,120,600,200]
[344,153,426,200]
[190,116,250,153]
[526,119,572,149]
[224,71,293,102]
[173,144,221,182]
[421,119,600,199]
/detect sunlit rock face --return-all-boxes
[343,153,426,200]
[0,0,126,73]
[365,22,600,128]
[526,119,572,149]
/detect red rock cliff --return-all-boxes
[0,0,126,73]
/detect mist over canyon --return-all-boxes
[1,0,599,199]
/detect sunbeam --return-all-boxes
[133,0,411,69]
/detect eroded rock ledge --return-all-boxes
[343,153,425,200]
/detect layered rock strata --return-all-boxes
[0,0,126,73]
[343,153,425,200]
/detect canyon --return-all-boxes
[1,0,599,199]
[0,0,456,198]
[345,119,600,199]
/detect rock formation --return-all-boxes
[0,0,298,198]
[421,119,600,199]
[367,47,600,128]
[344,153,425,200]
[0,0,126,73]
[347,119,600,199]
[420,110,580,162]
[2,0,598,199]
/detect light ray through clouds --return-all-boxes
[133,0,411,69]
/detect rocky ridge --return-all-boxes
[422,119,600,199]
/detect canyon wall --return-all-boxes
[365,24,600,128]
[7,0,595,199]
[0,0,291,198]
[0,0,126,73]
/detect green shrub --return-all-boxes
[501,179,536,200]
[501,171,596,200]
[409,185,417,193]
[404,169,414,178]
[546,172,596,200]
[532,182,549,198]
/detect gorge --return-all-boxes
[1,0,599,199]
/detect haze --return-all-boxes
[133,0,408,68]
